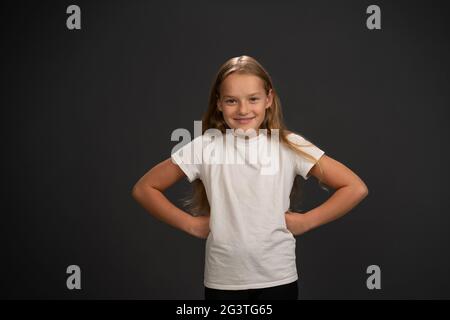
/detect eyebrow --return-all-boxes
[222,92,262,98]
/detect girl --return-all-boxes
[132,55,369,300]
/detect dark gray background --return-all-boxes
[1,0,449,299]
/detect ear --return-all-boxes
[217,101,222,112]
[266,89,273,109]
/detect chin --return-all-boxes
[233,126,260,133]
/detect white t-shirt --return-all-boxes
[171,129,325,290]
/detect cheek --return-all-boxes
[256,107,267,118]
[222,110,233,118]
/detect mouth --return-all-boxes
[233,116,256,124]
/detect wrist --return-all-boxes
[302,211,317,232]
[180,212,195,235]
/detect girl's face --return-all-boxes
[217,73,273,132]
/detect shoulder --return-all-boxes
[180,131,223,154]
[285,131,313,147]
[283,130,325,159]
[184,131,220,146]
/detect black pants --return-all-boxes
[204,280,298,300]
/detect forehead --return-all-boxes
[220,73,265,96]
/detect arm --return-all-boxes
[131,158,210,239]
[286,155,369,236]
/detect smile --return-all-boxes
[234,117,255,124]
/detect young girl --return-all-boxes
[132,55,368,300]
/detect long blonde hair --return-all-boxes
[183,55,329,216]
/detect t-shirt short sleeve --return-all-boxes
[287,133,325,180]
[171,135,203,183]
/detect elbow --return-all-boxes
[131,183,144,200]
[345,181,368,199]
[357,183,369,198]
[131,182,157,201]
[361,188,369,198]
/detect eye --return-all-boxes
[225,99,236,104]
[250,97,259,102]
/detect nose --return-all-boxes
[237,101,250,115]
